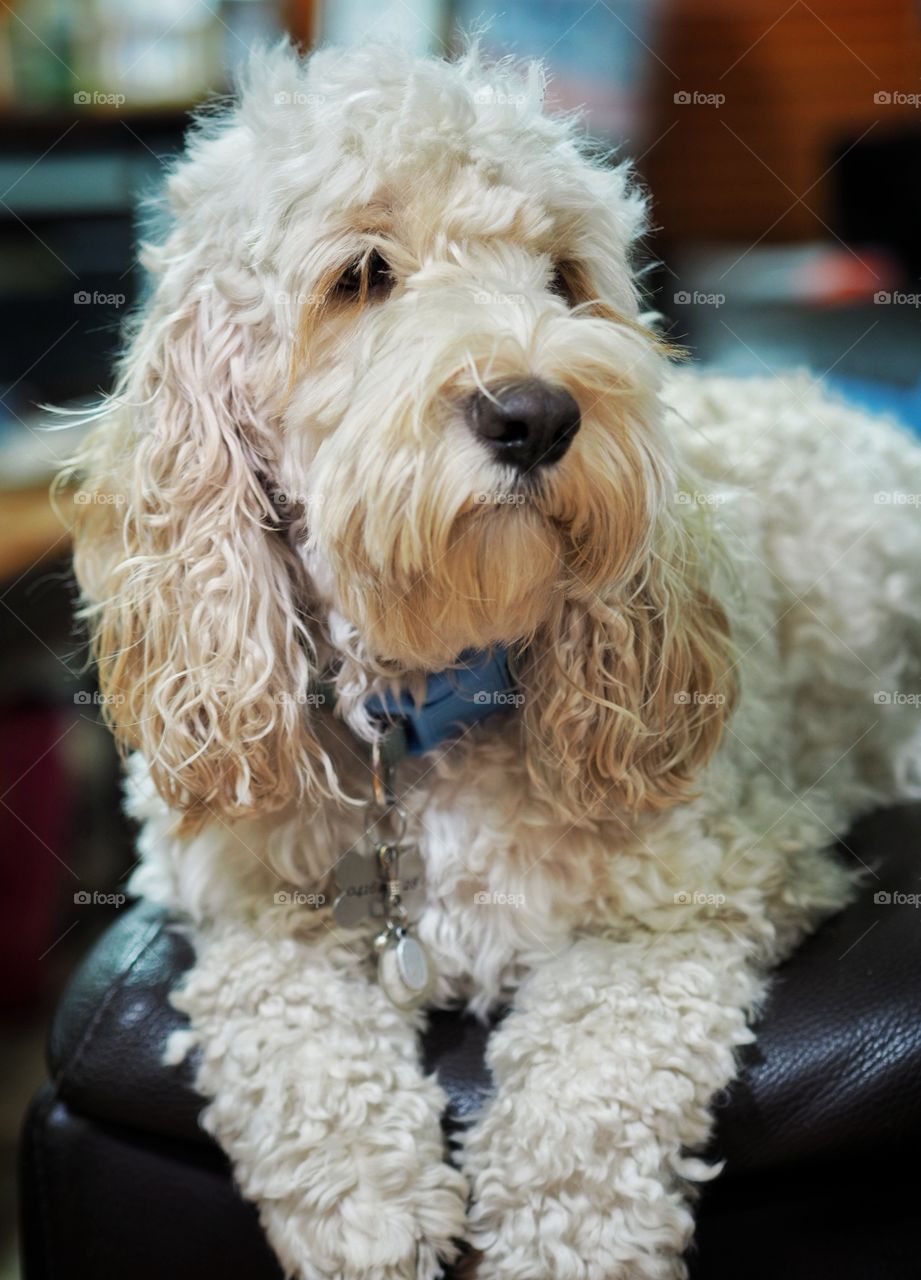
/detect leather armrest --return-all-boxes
[709,803,921,1173]
[46,806,921,1174]
[47,900,494,1144]
[47,900,204,1144]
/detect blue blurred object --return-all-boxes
[366,647,516,754]
[456,0,662,141]
[829,375,921,436]
[321,0,661,142]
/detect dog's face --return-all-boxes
[277,118,662,668]
[70,45,733,826]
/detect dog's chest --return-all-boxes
[397,777,618,1010]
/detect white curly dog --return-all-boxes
[68,41,921,1280]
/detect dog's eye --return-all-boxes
[550,263,579,307]
[334,250,394,301]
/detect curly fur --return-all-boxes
[65,40,921,1280]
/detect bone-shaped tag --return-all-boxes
[394,847,425,920]
[332,845,426,929]
[332,849,384,927]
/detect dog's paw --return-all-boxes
[463,1103,692,1280]
[466,1194,689,1280]
[267,1153,469,1280]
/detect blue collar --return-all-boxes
[365,647,517,755]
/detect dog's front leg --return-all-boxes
[170,920,468,1280]
[463,930,764,1280]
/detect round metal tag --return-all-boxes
[377,929,433,1009]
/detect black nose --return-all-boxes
[466,379,581,472]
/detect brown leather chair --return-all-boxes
[20,805,921,1279]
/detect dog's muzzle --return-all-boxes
[466,378,581,473]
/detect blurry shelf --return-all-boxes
[0,104,194,126]
[0,149,171,217]
[0,484,70,584]
[0,106,193,141]
[0,109,191,219]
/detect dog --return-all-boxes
[66,41,921,1280]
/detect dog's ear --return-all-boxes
[520,507,736,819]
[66,269,336,830]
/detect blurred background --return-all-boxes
[0,1,919,1275]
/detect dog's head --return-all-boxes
[69,43,734,828]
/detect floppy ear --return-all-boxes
[66,266,335,830]
[520,505,736,820]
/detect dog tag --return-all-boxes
[395,846,425,921]
[332,887,374,928]
[376,926,433,1009]
[334,848,379,890]
[332,848,384,927]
